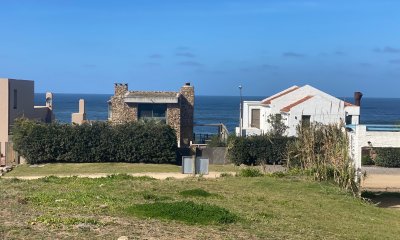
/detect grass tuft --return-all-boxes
[126,201,237,225]
[31,215,102,226]
[238,168,264,177]
[179,188,213,198]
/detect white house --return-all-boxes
[237,85,361,136]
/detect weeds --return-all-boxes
[287,123,359,195]
[126,201,237,225]
[237,168,264,177]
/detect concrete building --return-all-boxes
[0,78,54,156]
[237,85,361,136]
[108,82,194,147]
[72,99,87,125]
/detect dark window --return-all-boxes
[251,109,260,128]
[138,104,167,123]
[13,89,17,109]
[345,115,352,125]
[301,115,311,128]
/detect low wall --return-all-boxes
[199,147,228,165]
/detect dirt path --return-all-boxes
[362,166,400,192]
[1,171,235,180]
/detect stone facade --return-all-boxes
[108,83,194,147]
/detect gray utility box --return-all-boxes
[182,156,209,175]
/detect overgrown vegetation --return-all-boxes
[237,168,264,177]
[227,135,294,165]
[12,119,177,164]
[266,114,289,137]
[1,174,400,239]
[375,148,400,167]
[126,201,237,225]
[287,123,359,195]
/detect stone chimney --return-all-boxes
[179,82,194,147]
[114,83,128,96]
[354,92,363,106]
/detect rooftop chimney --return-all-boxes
[354,92,363,106]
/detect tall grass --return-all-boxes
[287,122,359,195]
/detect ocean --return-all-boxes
[34,94,400,134]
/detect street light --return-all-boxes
[239,85,243,137]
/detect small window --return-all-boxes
[301,115,311,128]
[13,89,17,109]
[251,109,260,128]
[345,115,352,125]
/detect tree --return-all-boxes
[267,114,288,137]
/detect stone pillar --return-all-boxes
[72,99,87,125]
[167,104,181,147]
[179,82,194,147]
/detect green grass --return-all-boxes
[179,188,213,197]
[6,163,239,177]
[1,174,400,239]
[126,201,237,225]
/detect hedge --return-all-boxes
[227,135,294,165]
[375,148,400,168]
[12,119,178,164]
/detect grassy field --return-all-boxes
[1,174,400,239]
[6,163,240,177]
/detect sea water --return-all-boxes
[34,94,400,134]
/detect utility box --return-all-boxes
[182,156,209,175]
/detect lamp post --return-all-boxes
[239,85,243,137]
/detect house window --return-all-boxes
[345,115,352,125]
[251,109,260,129]
[301,115,311,128]
[138,104,167,123]
[13,89,17,109]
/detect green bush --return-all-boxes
[12,119,177,164]
[375,148,400,168]
[227,135,294,165]
[237,168,264,177]
[362,155,375,166]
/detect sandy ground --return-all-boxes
[362,166,400,191]
[1,171,235,180]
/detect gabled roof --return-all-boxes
[280,95,314,112]
[261,86,299,104]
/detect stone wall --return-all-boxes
[167,104,181,145]
[110,83,138,123]
[179,83,195,147]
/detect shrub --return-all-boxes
[287,123,359,195]
[126,201,237,225]
[237,168,264,177]
[12,119,178,164]
[375,148,400,168]
[362,155,375,166]
[227,135,294,165]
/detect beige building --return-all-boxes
[108,82,194,147]
[0,78,54,156]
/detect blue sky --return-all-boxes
[1,0,400,97]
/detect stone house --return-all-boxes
[108,83,194,147]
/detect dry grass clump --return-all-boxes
[287,122,359,195]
